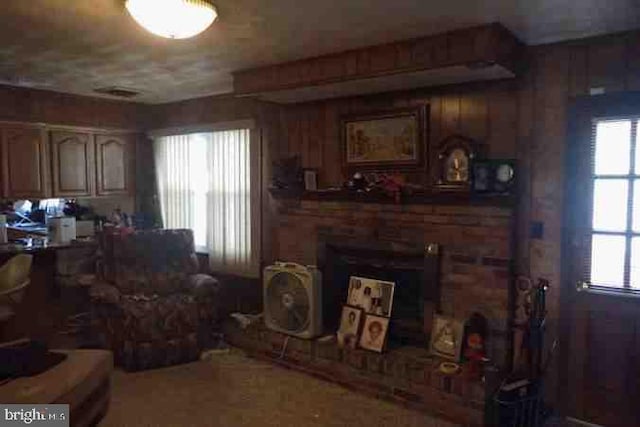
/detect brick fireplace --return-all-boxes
[271,198,514,368]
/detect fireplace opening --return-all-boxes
[318,238,440,348]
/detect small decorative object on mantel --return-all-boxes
[342,106,427,171]
[429,315,465,361]
[435,134,479,192]
[346,172,369,192]
[303,168,318,191]
[472,160,516,194]
[270,155,302,190]
[344,172,422,203]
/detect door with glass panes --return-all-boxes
[564,94,640,427]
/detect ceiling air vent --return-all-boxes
[93,86,141,98]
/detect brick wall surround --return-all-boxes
[271,198,514,367]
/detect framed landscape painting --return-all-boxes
[342,106,426,170]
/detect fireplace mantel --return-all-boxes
[269,188,516,207]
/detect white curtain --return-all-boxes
[154,129,259,277]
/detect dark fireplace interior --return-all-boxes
[319,238,440,347]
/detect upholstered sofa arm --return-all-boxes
[184,274,222,299]
[89,281,122,305]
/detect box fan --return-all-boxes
[263,262,322,339]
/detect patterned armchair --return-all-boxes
[90,229,224,371]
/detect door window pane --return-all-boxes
[594,120,631,175]
[633,180,640,232]
[630,238,640,289]
[636,120,640,174]
[590,234,626,287]
[592,179,628,232]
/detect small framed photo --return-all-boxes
[303,168,318,191]
[429,315,465,361]
[358,314,390,353]
[472,162,492,193]
[337,306,362,350]
[347,276,395,316]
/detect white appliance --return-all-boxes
[263,262,322,339]
[48,217,76,244]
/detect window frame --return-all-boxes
[151,121,262,278]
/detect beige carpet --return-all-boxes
[101,349,457,427]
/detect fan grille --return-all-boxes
[266,271,310,333]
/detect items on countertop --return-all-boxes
[0,198,153,251]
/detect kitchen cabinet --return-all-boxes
[0,123,136,199]
[1,124,50,199]
[50,130,94,197]
[95,133,134,196]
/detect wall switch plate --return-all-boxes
[530,221,544,239]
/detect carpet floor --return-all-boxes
[100,349,457,427]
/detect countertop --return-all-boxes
[0,239,97,254]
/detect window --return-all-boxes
[153,128,259,277]
[589,118,640,290]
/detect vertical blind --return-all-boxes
[154,129,259,277]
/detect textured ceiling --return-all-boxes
[0,0,638,104]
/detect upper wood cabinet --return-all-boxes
[0,123,136,199]
[95,133,134,196]
[1,125,50,199]
[50,130,94,197]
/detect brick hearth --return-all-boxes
[223,320,491,427]
[270,198,514,367]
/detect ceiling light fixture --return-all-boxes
[125,0,217,39]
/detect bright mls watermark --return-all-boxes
[1,405,69,426]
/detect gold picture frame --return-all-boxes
[341,106,427,171]
[428,315,465,361]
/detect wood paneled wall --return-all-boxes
[270,30,639,319]
[275,79,519,189]
[146,95,263,129]
[233,23,522,95]
[515,31,639,399]
[0,85,144,130]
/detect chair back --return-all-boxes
[0,254,33,322]
[100,229,199,295]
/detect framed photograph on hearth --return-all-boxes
[347,276,395,317]
[359,314,390,353]
[341,106,426,171]
[429,315,465,361]
[337,305,363,350]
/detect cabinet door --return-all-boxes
[50,130,94,197]
[1,125,50,199]
[95,133,134,196]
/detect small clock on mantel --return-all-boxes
[435,134,479,191]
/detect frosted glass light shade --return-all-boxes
[126,0,217,39]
